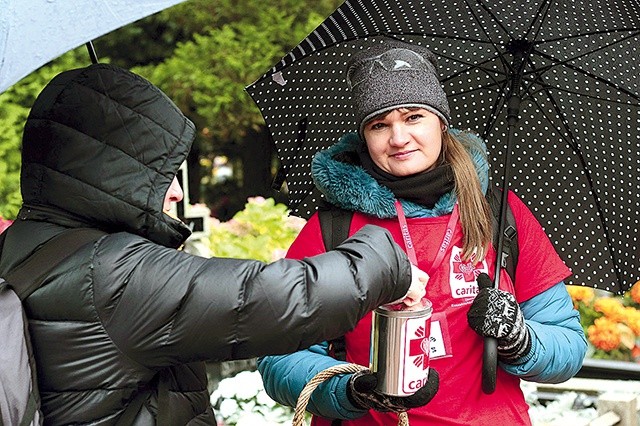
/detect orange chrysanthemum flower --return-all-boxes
[566,285,595,304]
[593,297,626,322]
[588,317,621,351]
[623,307,640,335]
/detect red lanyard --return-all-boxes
[394,200,418,265]
[394,200,460,276]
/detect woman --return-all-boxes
[258,38,587,425]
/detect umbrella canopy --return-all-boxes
[246,0,640,295]
[0,0,187,93]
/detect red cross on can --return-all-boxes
[370,298,433,396]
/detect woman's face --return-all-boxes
[363,108,444,176]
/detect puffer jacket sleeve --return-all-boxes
[258,212,370,420]
[91,224,411,366]
[500,282,587,382]
[258,343,367,420]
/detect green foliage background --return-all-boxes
[208,197,305,262]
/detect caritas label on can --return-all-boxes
[370,299,432,396]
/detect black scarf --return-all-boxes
[356,146,455,209]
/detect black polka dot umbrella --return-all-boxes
[246,0,639,295]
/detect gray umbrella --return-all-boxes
[247,0,639,394]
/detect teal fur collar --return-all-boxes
[311,129,490,218]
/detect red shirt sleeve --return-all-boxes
[286,213,328,260]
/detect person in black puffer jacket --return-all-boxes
[0,64,427,425]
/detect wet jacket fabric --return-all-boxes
[258,131,587,425]
[0,64,413,425]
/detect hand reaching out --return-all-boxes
[386,264,428,309]
[405,264,428,307]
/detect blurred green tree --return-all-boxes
[133,1,342,218]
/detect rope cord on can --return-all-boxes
[292,363,409,426]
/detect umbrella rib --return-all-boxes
[466,0,512,71]
[482,92,504,140]
[439,59,512,138]
[480,79,510,139]
[527,88,625,287]
[441,57,512,138]
[524,0,553,41]
[520,50,639,105]
[440,53,509,85]
[532,46,640,102]
[524,78,639,106]
[532,30,639,79]
[526,77,581,153]
[536,28,640,45]
[474,1,515,42]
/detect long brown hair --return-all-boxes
[441,131,493,262]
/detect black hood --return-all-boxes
[19,63,195,248]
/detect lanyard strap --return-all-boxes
[394,200,460,276]
[394,200,418,265]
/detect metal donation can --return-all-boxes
[369,298,433,396]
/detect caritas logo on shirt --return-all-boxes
[448,246,488,300]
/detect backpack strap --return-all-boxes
[318,206,353,363]
[113,372,165,426]
[0,228,103,426]
[19,388,38,426]
[318,207,353,253]
[486,187,519,283]
[5,228,105,301]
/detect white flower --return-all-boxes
[232,371,264,400]
[215,377,240,399]
[210,390,221,406]
[247,196,266,205]
[218,398,239,418]
[213,369,297,425]
[256,389,278,408]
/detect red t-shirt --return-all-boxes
[289,192,571,426]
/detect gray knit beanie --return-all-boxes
[346,38,451,135]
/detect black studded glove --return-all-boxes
[346,368,439,412]
[467,273,531,363]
